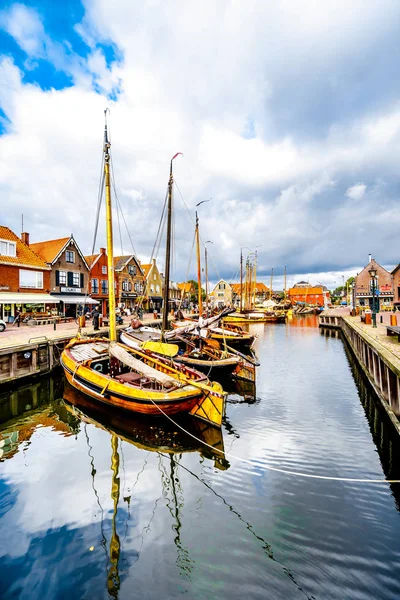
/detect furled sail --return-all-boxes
[109,343,178,388]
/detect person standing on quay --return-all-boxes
[92,308,100,331]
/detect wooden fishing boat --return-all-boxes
[60,115,225,427]
[120,326,257,381]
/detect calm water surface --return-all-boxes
[1,316,400,599]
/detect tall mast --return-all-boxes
[162,159,173,336]
[195,212,202,315]
[240,249,243,312]
[284,265,287,302]
[269,268,273,300]
[162,152,182,336]
[104,111,117,342]
[253,252,257,307]
[205,246,208,314]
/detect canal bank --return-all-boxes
[320,309,400,435]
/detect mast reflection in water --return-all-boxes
[1,318,400,599]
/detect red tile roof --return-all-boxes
[0,226,50,269]
[230,282,269,294]
[141,264,152,277]
[30,237,70,263]
[85,254,99,268]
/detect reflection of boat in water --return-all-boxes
[63,382,228,469]
[63,381,229,597]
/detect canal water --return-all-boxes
[1,316,400,600]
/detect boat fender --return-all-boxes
[93,363,103,373]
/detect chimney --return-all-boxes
[152,258,156,265]
[100,247,106,255]
[368,253,372,263]
[21,232,30,246]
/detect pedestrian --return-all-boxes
[92,308,100,330]
[13,310,21,327]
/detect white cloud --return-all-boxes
[346,183,367,200]
[1,0,400,279]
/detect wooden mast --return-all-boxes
[104,111,117,342]
[284,265,287,303]
[162,153,182,337]
[269,268,273,301]
[205,245,209,314]
[240,249,243,312]
[162,159,173,336]
[195,212,202,315]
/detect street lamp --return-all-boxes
[368,267,377,327]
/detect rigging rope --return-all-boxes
[139,388,400,484]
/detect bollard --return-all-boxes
[390,314,397,327]
[53,318,56,331]
[380,315,383,323]
[365,313,372,325]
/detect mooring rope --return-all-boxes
[140,388,400,484]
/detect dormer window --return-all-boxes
[66,250,75,263]
[102,265,107,274]
[0,239,16,257]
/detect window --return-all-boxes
[0,240,16,257]
[59,271,67,285]
[66,250,75,263]
[128,265,136,276]
[150,284,154,293]
[219,283,225,290]
[122,279,129,292]
[156,285,160,293]
[72,272,80,287]
[91,279,99,294]
[101,280,108,294]
[19,270,43,289]
[102,265,107,275]
[154,273,156,280]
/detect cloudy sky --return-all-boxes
[1,0,400,289]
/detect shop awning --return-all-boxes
[51,295,99,305]
[0,293,60,305]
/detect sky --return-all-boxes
[1,0,400,290]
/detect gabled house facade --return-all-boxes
[114,255,145,312]
[0,227,54,321]
[30,235,95,317]
[354,258,393,310]
[141,259,163,312]
[209,280,233,307]
[85,247,110,316]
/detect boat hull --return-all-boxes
[61,349,203,417]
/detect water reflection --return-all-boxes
[1,320,400,599]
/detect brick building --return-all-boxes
[354,258,393,310]
[0,227,56,321]
[85,247,110,316]
[30,235,95,317]
[392,264,400,308]
[288,284,329,307]
[114,255,145,312]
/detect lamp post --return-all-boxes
[369,268,377,327]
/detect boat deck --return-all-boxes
[69,342,109,362]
